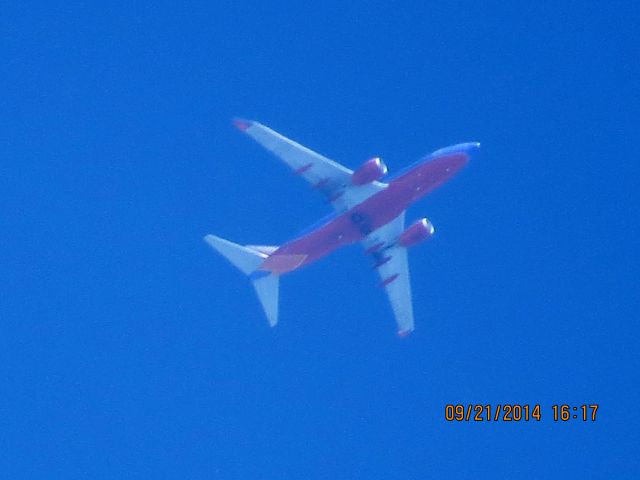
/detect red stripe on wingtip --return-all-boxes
[233,118,251,131]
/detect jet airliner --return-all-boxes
[204,119,479,335]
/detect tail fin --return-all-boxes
[203,234,280,327]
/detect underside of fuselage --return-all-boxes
[259,149,474,274]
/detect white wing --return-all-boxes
[361,212,415,335]
[234,119,385,212]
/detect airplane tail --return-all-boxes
[203,234,280,327]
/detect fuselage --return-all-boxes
[260,144,476,274]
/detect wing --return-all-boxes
[233,119,385,212]
[361,212,415,335]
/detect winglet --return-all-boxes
[232,118,252,131]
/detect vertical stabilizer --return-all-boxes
[203,234,280,327]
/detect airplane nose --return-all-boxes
[462,142,481,154]
[446,143,479,173]
[431,142,481,159]
[459,142,480,162]
[429,142,480,173]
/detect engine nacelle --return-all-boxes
[352,157,387,185]
[398,218,435,247]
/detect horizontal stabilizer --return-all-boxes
[204,234,281,326]
[252,274,279,326]
[245,245,279,256]
[203,234,266,275]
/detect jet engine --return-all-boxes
[352,157,388,185]
[398,218,435,247]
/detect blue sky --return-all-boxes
[2,1,639,478]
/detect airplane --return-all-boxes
[204,119,479,336]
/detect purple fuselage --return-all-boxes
[260,150,470,274]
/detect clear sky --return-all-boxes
[2,1,639,478]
